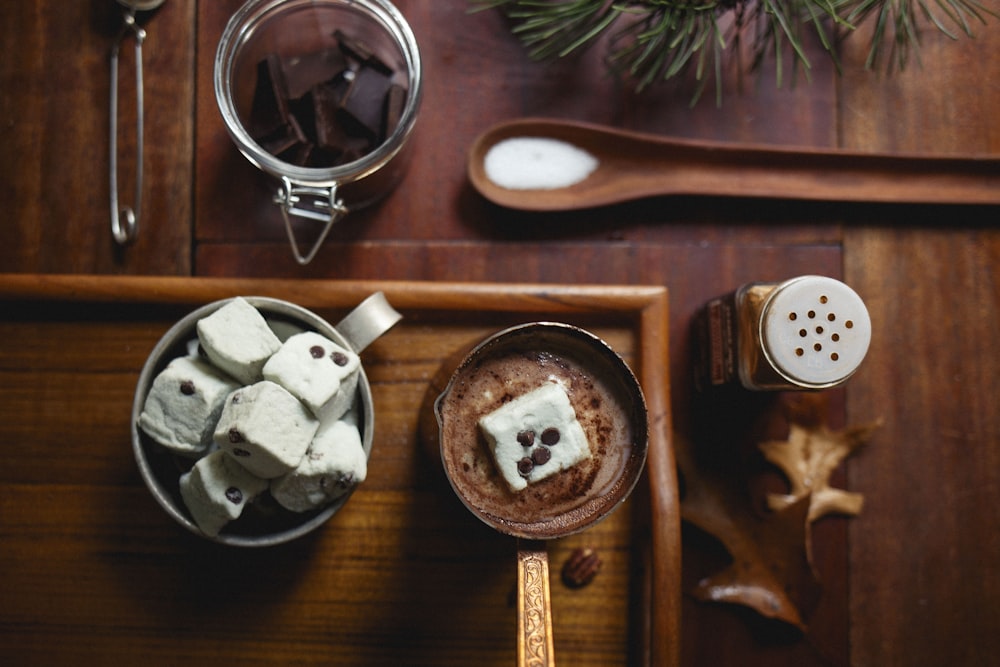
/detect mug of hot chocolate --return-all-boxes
[430,322,648,666]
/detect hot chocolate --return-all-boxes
[435,323,647,539]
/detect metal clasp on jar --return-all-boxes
[272,177,348,265]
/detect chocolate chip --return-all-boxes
[228,428,245,444]
[179,380,195,395]
[517,430,535,447]
[532,447,551,466]
[230,392,242,404]
[232,448,251,457]
[517,457,534,476]
[225,487,243,504]
[310,345,325,359]
[331,351,349,366]
[541,428,560,446]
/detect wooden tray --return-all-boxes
[0,274,679,667]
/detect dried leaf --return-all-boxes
[678,430,822,630]
[760,394,883,522]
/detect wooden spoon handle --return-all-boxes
[518,544,555,667]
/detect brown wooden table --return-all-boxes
[2,1,998,665]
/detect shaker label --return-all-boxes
[696,296,738,388]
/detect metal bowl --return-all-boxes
[131,297,375,547]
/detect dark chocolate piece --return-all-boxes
[337,66,393,142]
[334,29,393,75]
[247,30,406,169]
[381,83,407,142]
[282,48,349,99]
[257,113,308,159]
[249,54,291,138]
[312,74,353,150]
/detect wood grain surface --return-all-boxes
[1,0,998,665]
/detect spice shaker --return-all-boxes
[693,275,872,391]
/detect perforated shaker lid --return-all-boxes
[760,276,872,388]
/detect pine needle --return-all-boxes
[469,0,997,102]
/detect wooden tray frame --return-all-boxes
[0,273,680,667]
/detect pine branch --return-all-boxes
[470,0,997,102]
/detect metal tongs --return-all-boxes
[109,0,165,245]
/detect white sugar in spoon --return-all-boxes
[468,117,1000,210]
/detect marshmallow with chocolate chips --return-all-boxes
[262,331,360,421]
[478,382,592,492]
[179,449,269,537]
[213,380,319,479]
[138,355,240,457]
[270,416,367,512]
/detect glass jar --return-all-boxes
[214,0,422,264]
[693,275,872,391]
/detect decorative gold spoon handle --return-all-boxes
[518,544,555,667]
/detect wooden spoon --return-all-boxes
[468,117,1000,210]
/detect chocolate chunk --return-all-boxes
[532,447,552,466]
[179,380,195,395]
[517,430,535,447]
[232,448,251,457]
[312,73,353,150]
[337,66,393,143]
[257,114,308,158]
[310,345,325,359]
[331,351,349,366]
[249,54,292,138]
[381,83,406,141]
[288,93,318,144]
[517,457,534,476]
[225,487,244,504]
[541,428,560,446]
[228,427,245,444]
[248,32,405,169]
[334,29,393,75]
[276,141,316,167]
[282,48,349,100]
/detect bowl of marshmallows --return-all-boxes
[131,295,399,546]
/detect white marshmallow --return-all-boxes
[196,297,281,384]
[213,380,319,479]
[138,355,240,457]
[478,382,592,492]
[270,419,367,512]
[179,450,268,537]
[262,331,360,416]
[315,368,359,427]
